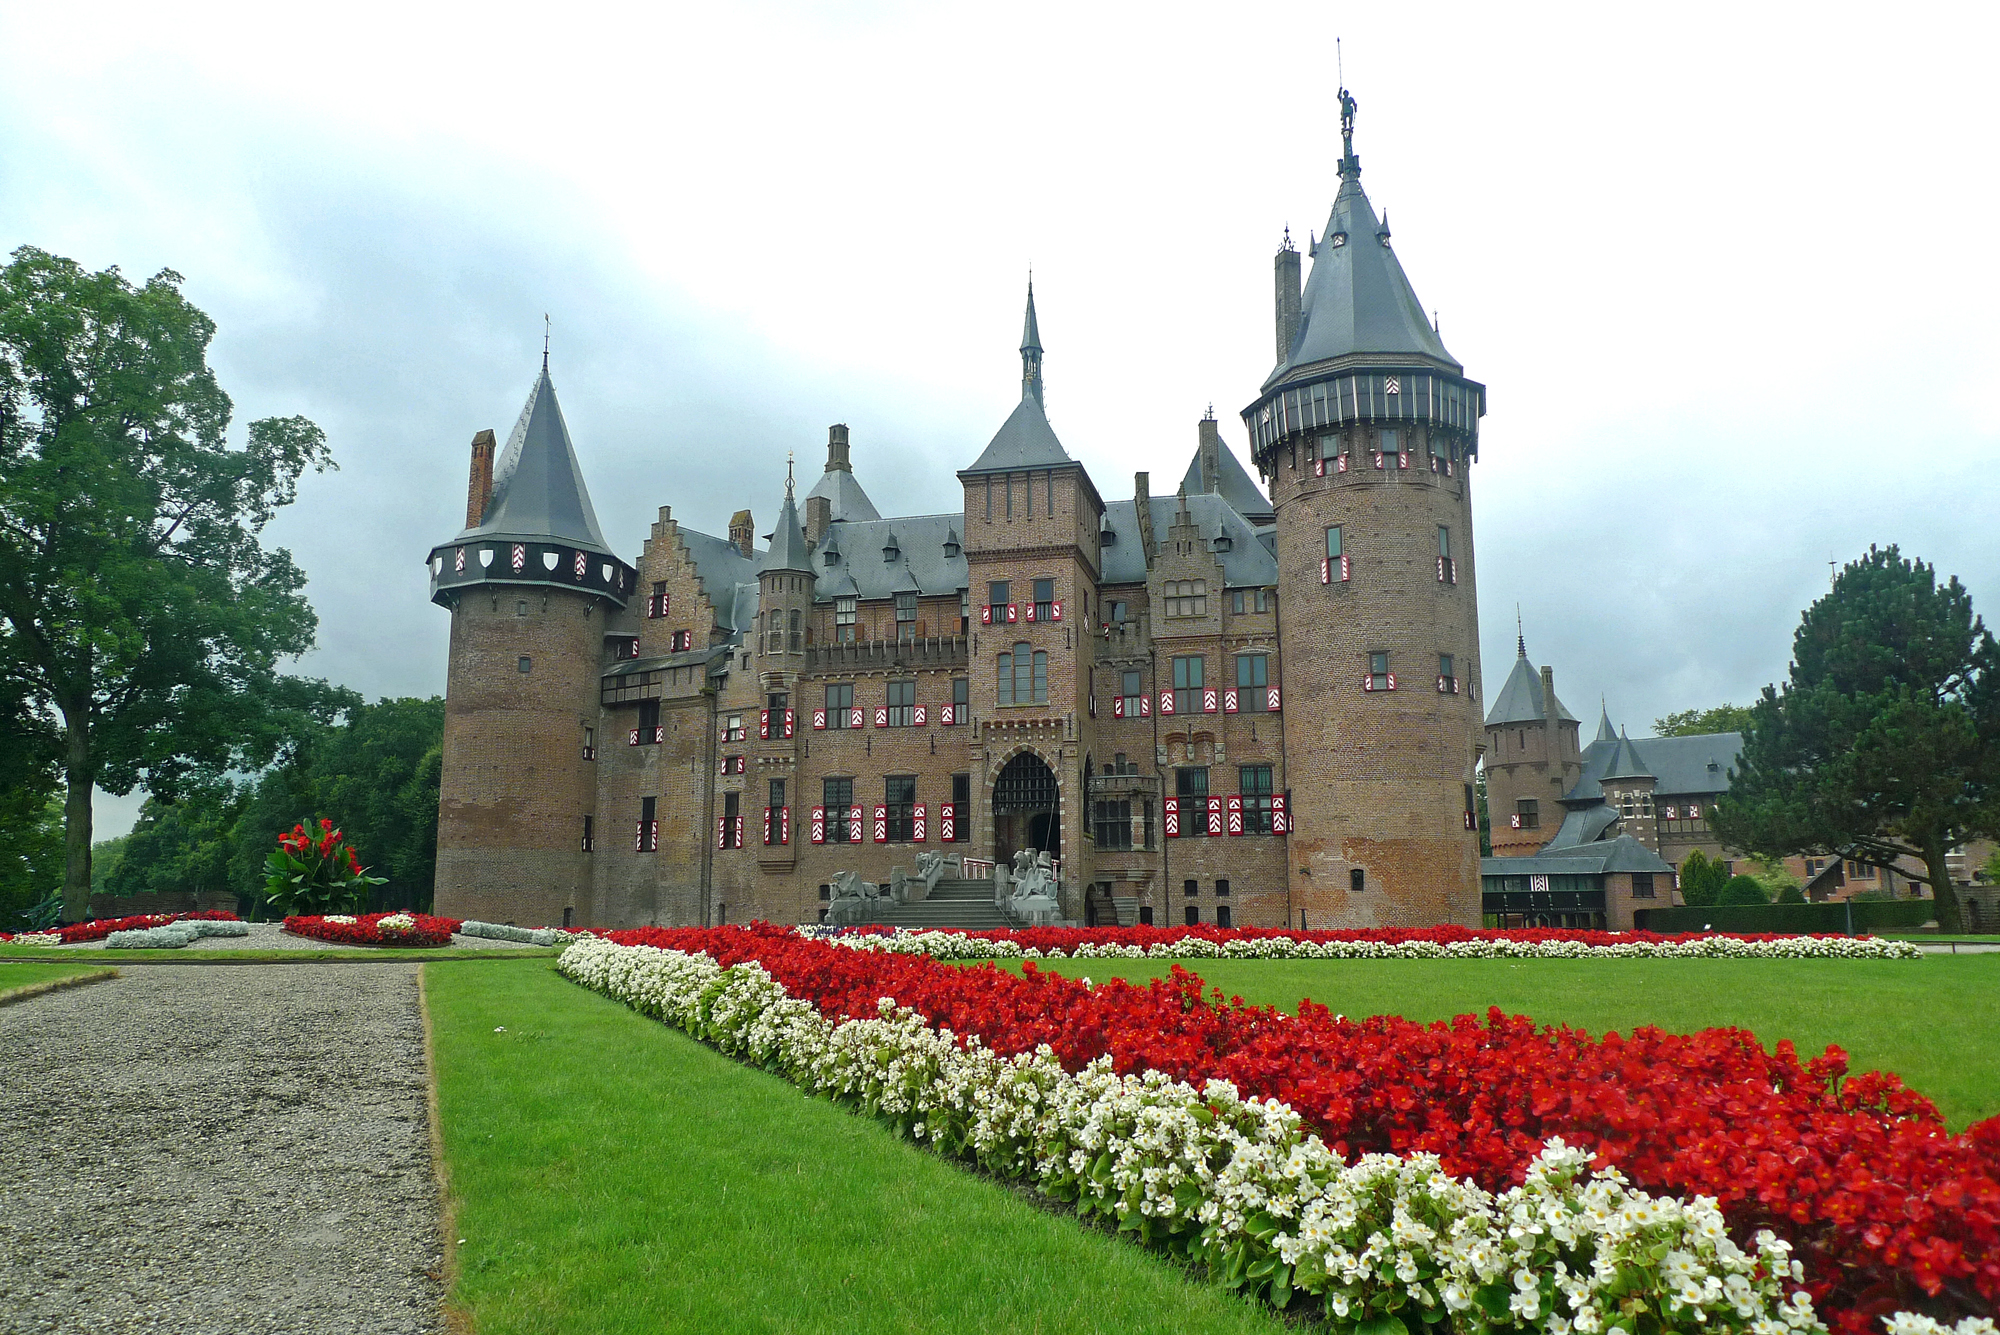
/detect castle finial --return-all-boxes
[1516,605,1526,658]
[786,450,795,498]
[1338,83,1359,177]
[542,313,550,372]
[1020,276,1044,406]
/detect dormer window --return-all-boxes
[1100,525,1115,545]
[1213,530,1233,553]
[883,542,900,562]
[823,549,839,566]
[943,537,960,558]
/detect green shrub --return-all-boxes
[1678,850,1729,907]
[1635,898,1934,934]
[1719,875,1770,906]
[1776,885,1808,904]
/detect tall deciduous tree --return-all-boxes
[1653,704,1756,738]
[0,246,349,920]
[1714,546,2000,933]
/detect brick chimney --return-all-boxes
[464,429,496,527]
[729,509,754,557]
[805,495,832,547]
[826,423,851,473]
[1197,414,1222,494]
[1133,471,1154,568]
[1274,233,1302,361]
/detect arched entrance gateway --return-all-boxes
[991,751,1060,868]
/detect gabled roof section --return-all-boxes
[1484,651,1578,727]
[962,389,1073,475]
[803,465,880,522]
[457,367,615,555]
[1265,146,1458,390]
[1567,731,1744,803]
[1179,436,1274,524]
[760,471,813,574]
[1098,493,1277,588]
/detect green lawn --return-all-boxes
[0,961,116,1000]
[426,960,1286,1335]
[999,955,2000,1131]
[0,946,558,963]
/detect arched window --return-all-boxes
[996,643,1048,705]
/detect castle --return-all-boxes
[425,99,1491,931]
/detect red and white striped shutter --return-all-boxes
[1400,451,1410,469]
[1464,811,1476,830]
[1314,456,1326,478]
[811,807,825,843]
[913,704,927,726]
[1337,453,1349,473]
[655,726,665,744]
[456,548,466,572]
[1272,794,1289,834]
[763,808,773,845]
[1159,689,1175,716]
[813,708,827,730]
[1227,795,1244,835]
[628,728,640,745]
[511,542,526,571]
[759,709,770,739]
[716,816,728,849]
[1321,557,1331,585]
[1510,814,1522,829]
[939,704,954,726]
[874,706,888,728]
[1139,694,1151,716]
[1363,674,1374,693]
[850,804,863,839]
[734,816,744,848]
[1437,675,1447,693]
[1112,695,1124,718]
[780,807,790,844]
[1223,688,1239,713]
[784,709,795,737]
[1051,601,1062,622]
[1374,451,1385,470]
[849,707,864,729]
[980,606,992,626]
[635,820,645,851]
[1267,686,1281,712]
[872,805,887,842]
[1340,555,1351,582]
[1207,796,1224,836]
[1164,798,1180,838]
[939,802,955,842]
[718,756,729,776]
[1006,603,1018,623]
[1023,602,1035,622]
[1203,688,1218,714]
[913,803,927,842]
[1387,673,1397,691]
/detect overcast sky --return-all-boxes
[5,1,1995,838]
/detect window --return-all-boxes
[517,656,532,674]
[670,629,693,653]
[885,775,916,842]
[581,815,594,852]
[824,777,855,843]
[1439,654,1456,694]
[951,677,969,723]
[1164,579,1207,617]
[1033,578,1054,621]
[1350,867,1365,893]
[1378,428,1402,467]
[895,591,917,638]
[1216,878,1230,897]
[1631,872,1656,898]
[998,642,1047,705]
[724,713,745,742]
[886,680,915,727]
[1185,905,1201,926]
[647,581,667,618]
[1369,652,1392,692]
[721,791,741,848]
[988,580,1010,621]
[1326,526,1342,560]
[516,599,528,617]
[583,726,595,759]
[835,596,857,642]
[1437,526,1455,583]
[637,698,661,743]
[1094,800,1133,850]
[1107,600,1127,624]
[1121,669,1143,717]
[769,778,786,810]
[1215,905,1233,929]
[1516,798,1540,830]
[1236,654,1269,710]
[1172,655,1204,716]
[789,608,802,651]
[638,796,658,852]
[1177,767,1208,838]
[1240,765,1274,834]
[1230,589,1271,614]
[1184,878,1199,897]
[826,682,854,728]
[767,691,789,715]
[950,773,970,843]
[959,587,970,633]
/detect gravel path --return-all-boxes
[0,964,443,1334]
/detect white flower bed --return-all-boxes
[11,931,61,947]
[105,919,251,949]
[558,936,1836,1332]
[815,928,1923,962]
[458,919,571,946]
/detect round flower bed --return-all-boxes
[0,910,241,946]
[282,911,461,948]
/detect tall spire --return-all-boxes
[1516,605,1526,658]
[761,456,812,574]
[1020,278,1044,406]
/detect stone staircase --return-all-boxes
[866,877,1010,931]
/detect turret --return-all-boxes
[1238,88,1487,926]
[757,462,815,663]
[425,363,634,928]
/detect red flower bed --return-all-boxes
[283,912,462,948]
[46,909,241,945]
[833,921,1870,950]
[605,923,2000,1329]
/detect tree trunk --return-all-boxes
[1922,833,1964,935]
[61,710,93,924]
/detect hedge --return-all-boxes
[1634,898,1934,934]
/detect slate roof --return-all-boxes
[1603,728,1652,779]
[1482,834,1674,878]
[1098,492,1279,588]
[455,367,615,556]
[1595,703,1618,744]
[813,513,968,601]
[675,525,763,632]
[1484,652,1579,727]
[760,480,813,573]
[1564,732,1743,802]
[1178,436,1275,524]
[604,643,731,677]
[1541,804,1624,851]
[962,390,1074,475]
[1266,160,1458,391]
[803,466,881,522]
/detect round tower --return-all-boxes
[1242,90,1486,927]
[426,363,634,927]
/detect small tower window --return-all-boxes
[1350,868,1365,893]
[1033,579,1054,620]
[1439,654,1456,693]
[1368,652,1392,692]
[515,600,529,616]
[835,596,857,642]
[517,656,532,673]
[895,591,917,637]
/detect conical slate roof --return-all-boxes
[1021,283,1042,353]
[760,474,812,573]
[1484,650,1579,728]
[1266,162,1458,389]
[1595,702,1618,744]
[1179,437,1274,523]
[803,465,880,522]
[1604,728,1654,780]
[456,367,615,556]
[963,389,1073,474]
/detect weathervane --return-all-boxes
[542,313,551,371]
